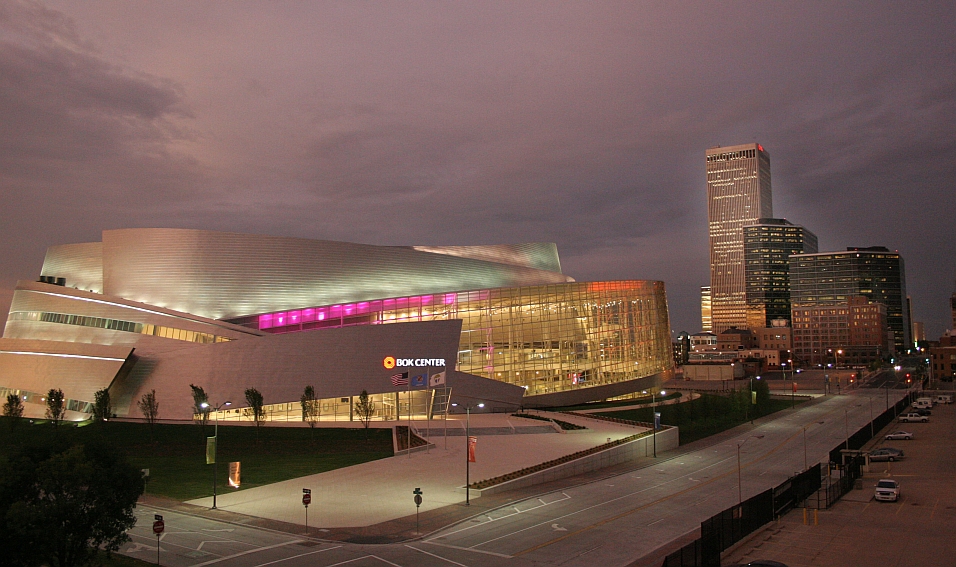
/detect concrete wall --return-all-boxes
[472,426,679,496]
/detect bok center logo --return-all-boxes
[383,356,396,369]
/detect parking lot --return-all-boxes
[724,393,956,567]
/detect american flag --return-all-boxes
[390,372,409,386]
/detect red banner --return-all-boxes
[792,382,798,393]
[467,436,477,463]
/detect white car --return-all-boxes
[875,479,900,502]
[899,413,929,423]
[885,431,913,440]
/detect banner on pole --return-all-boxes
[411,373,427,388]
[467,436,477,462]
[752,391,757,405]
[792,382,798,393]
[205,436,216,464]
[228,461,241,488]
[654,412,661,430]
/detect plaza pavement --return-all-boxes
[185,411,647,529]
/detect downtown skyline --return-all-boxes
[1,1,955,338]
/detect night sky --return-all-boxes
[2,1,955,338]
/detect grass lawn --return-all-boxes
[594,393,801,445]
[0,420,393,501]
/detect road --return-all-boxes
[122,390,907,567]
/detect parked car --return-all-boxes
[916,408,932,416]
[899,413,929,423]
[885,431,913,440]
[870,447,905,462]
[934,394,953,404]
[875,479,900,502]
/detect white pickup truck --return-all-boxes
[899,412,929,423]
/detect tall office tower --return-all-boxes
[951,289,956,330]
[706,143,773,333]
[790,246,910,353]
[700,286,712,332]
[743,218,818,328]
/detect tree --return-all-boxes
[190,384,210,436]
[244,387,265,443]
[91,388,112,422]
[0,440,145,567]
[300,385,319,441]
[354,390,375,440]
[137,390,159,437]
[46,388,65,428]
[3,393,24,430]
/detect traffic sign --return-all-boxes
[302,493,311,506]
[414,494,422,506]
[152,519,165,534]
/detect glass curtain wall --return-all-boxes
[239,281,672,397]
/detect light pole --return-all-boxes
[802,421,825,470]
[200,400,231,509]
[451,401,484,506]
[737,434,764,503]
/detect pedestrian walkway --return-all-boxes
[185,411,645,530]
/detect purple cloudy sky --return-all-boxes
[1,1,955,337]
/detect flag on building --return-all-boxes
[467,435,477,463]
[411,373,427,388]
[429,371,446,387]
[391,372,409,386]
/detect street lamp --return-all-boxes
[451,401,484,506]
[737,434,764,503]
[802,421,825,470]
[200,400,231,509]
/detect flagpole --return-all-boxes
[407,373,412,459]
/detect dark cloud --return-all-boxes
[1,1,955,338]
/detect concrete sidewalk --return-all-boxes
[185,411,646,530]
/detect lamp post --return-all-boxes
[451,401,484,506]
[737,434,764,503]
[200,400,231,509]
[802,421,825,471]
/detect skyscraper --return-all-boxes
[706,143,773,333]
[700,286,712,332]
[790,246,910,353]
[743,218,818,328]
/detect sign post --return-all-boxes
[413,487,423,534]
[302,488,311,535]
[653,412,661,458]
[152,514,164,565]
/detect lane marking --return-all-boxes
[421,541,513,558]
[191,540,305,567]
[251,545,342,567]
[405,545,469,567]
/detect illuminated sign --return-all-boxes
[384,356,446,368]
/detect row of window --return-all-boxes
[8,311,232,345]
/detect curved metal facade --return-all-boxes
[99,229,572,320]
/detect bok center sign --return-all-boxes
[383,357,446,369]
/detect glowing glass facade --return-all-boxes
[230,281,672,397]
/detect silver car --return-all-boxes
[870,447,904,462]
[885,431,913,440]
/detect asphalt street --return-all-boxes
[121,388,907,567]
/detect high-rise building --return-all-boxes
[707,143,773,333]
[743,218,818,328]
[950,290,956,330]
[700,286,712,332]
[790,247,910,353]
